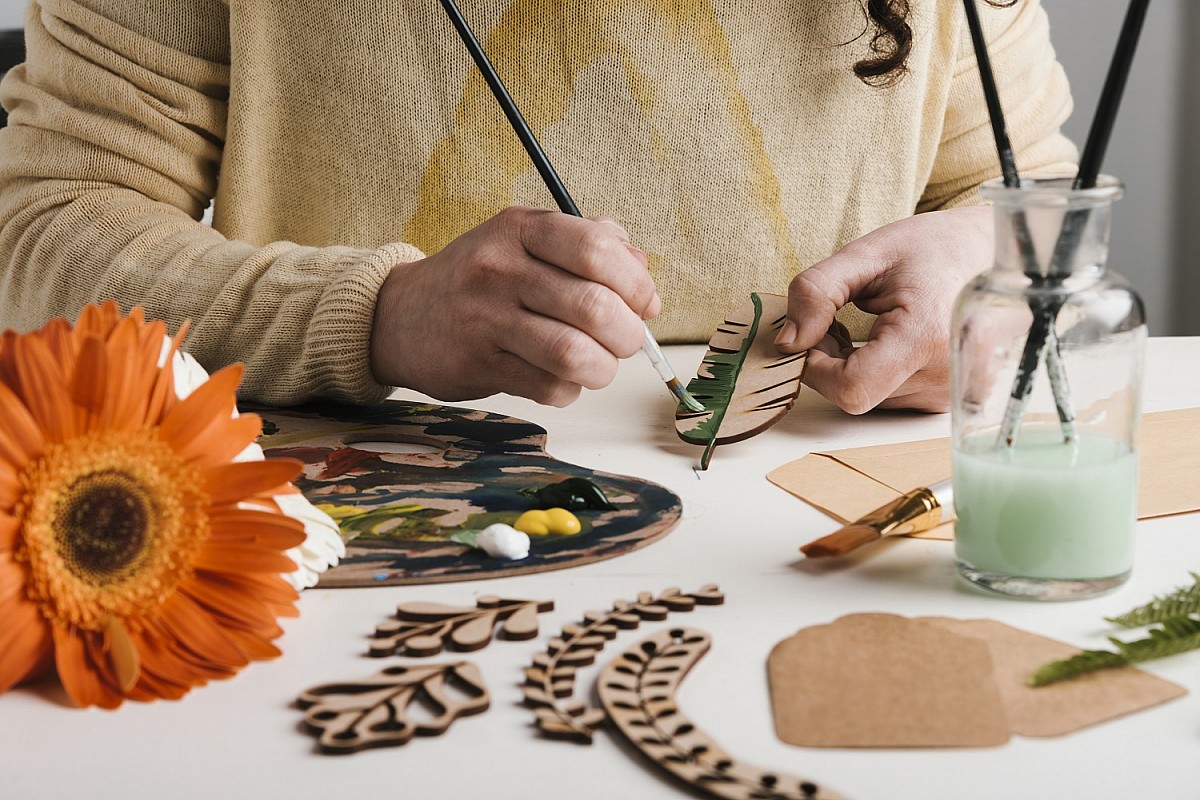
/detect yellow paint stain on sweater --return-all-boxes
[406,1,800,284]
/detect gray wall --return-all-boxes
[1043,0,1187,335]
[0,1,20,29]
[0,1,1192,333]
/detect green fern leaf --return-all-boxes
[1030,614,1200,686]
[674,293,806,469]
[1106,572,1200,627]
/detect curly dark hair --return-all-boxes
[856,0,1018,87]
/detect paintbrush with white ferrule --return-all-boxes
[800,479,953,558]
[439,0,705,413]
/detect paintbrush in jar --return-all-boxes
[800,479,953,558]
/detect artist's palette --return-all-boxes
[253,401,681,587]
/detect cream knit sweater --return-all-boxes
[0,0,1075,404]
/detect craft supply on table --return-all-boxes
[767,407,1200,543]
[766,614,1185,749]
[600,628,846,800]
[950,176,1145,600]
[799,478,952,558]
[368,596,554,657]
[675,293,807,469]
[523,585,725,743]
[253,400,681,586]
[437,0,703,415]
[297,662,490,754]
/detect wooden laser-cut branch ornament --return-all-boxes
[599,628,848,800]
[523,585,724,743]
[368,595,555,657]
[297,662,490,754]
[675,293,806,469]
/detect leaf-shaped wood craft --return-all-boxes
[368,595,554,657]
[523,585,725,743]
[675,293,807,469]
[297,662,489,754]
[599,628,848,800]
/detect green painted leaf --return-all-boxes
[674,293,806,469]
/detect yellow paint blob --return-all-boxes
[514,508,582,537]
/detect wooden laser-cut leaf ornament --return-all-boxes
[368,595,554,657]
[599,628,848,800]
[675,293,806,469]
[523,585,725,743]
[297,662,490,754]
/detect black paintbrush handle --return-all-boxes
[439,0,580,217]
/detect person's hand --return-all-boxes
[370,207,660,406]
[774,206,993,413]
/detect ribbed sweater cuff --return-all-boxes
[304,242,424,404]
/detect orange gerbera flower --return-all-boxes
[0,301,306,708]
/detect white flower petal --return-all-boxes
[159,335,343,589]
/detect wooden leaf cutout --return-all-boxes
[676,293,806,469]
[297,662,490,754]
[368,596,554,657]
[524,585,725,743]
[599,628,847,800]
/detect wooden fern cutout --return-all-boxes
[297,662,490,753]
[524,585,725,743]
[369,595,554,657]
[675,293,806,469]
[599,628,847,800]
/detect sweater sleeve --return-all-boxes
[0,0,423,404]
[918,0,1078,212]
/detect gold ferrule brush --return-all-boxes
[800,479,952,558]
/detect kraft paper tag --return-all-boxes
[767,407,1200,541]
[767,614,1187,748]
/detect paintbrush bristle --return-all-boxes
[800,525,881,558]
[669,378,705,412]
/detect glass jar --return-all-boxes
[950,176,1146,600]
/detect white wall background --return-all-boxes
[0,1,1192,333]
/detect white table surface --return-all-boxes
[3,339,1199,800]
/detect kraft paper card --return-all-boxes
[767,614,1187,748]
[767,407,1200,541]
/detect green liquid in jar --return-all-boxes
[953,429,1136,581]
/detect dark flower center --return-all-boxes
[56,470,151,583]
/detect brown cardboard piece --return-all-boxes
[767,407,1200,541]
[768,614,1188,749]
[768,613,1011,747]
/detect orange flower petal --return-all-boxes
[158,364,243,452]
[202,459,302,506]
[157,593,249,671]
[178,576,277,632]
[0,380,47,465]
[0,592,53,693]
[52,624,123,709]
[208,507,306,549]
[104,617,141,692]
[192,542,300,575]
[0,512,19,552]
[0,462,20,515]
[195,569,300,611]
[11,335,78,444]
[68,336,108,421]
[222,627,282,661]
[172,413,264,471]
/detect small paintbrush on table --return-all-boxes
[800,479,953,558]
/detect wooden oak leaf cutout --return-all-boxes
[297,662,489,754]
[524,585,724,743]
[676,293,806,469]
[369,595,554,657]
[599,628,848,800]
